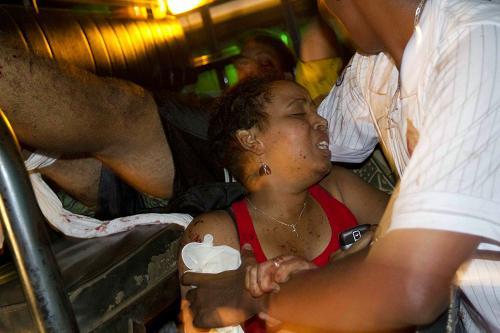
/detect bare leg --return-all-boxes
[0,44,174,199]
[39,158,102,209]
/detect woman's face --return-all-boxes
[258,80,331,182]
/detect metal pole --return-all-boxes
[200,5,228,89]
[280,0,301,56]
[0,111,79,333]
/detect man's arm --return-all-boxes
[266,229,480,331]
[299,18,344,63]
[258,185,479,330]
[296,18,345,103]
[184,193,480,331]
[0,42,174,198]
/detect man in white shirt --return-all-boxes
[184,0,500,331]
[319,0,500,330]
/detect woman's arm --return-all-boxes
[178,211,241,332]
[321,165,389,225]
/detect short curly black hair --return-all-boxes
[208,75,283,183]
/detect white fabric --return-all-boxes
[182,234,243,333]
[0,153,59,250]
[20,152,192,239]
[318,0,500,331]
[320,56,387,165]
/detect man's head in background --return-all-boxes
[233,33,296,81]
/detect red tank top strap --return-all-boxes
[230,199,268,263]
[308,184,358,266]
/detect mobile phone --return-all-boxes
[339,224,372,250]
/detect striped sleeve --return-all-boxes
[318,55,379,163]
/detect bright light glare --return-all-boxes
[153,0,168,18]
[167,0,210,15]
[133,6,141,16]
[158,0,167,12]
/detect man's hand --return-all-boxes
[245,226,374,299]
[182,244,266,328]
[246,255,318,297]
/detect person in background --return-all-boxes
[296,18,346,103]
[233,33,296,82]
[235,19,346,104]
[183,0,500,331]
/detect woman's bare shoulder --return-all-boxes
[320,165,367,195]
[182,210,240,250]
[320,165,389,225]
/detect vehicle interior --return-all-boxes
[0,1,396,332]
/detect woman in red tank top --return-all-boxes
[179,77,388,333]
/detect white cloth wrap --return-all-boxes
[181,234,243,333]
[0,152,192,250]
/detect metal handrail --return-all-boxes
[0,110,79,333]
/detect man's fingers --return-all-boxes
[257,261,280,293]
[258,312,282,328]
[182,269,239,286]
[245,259,283,297]
[245,265,251,290]
[192,309,220,329]
[181,271,215,286]
[274,258,317,283]
[185,286,197,306]
[248,265,263,297]
[183,258,260,328]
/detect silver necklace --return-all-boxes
[414,0,427,27]
[246,198,307,238]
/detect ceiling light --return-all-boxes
[167,0,214,15]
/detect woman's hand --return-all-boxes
[245,255,318,297]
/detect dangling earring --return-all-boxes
[259,161,272,176]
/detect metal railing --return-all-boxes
[0,110,79,333]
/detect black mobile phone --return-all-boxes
[339,224,372,250]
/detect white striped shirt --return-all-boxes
[319,0,500,331]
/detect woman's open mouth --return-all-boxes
[317,140,329,150]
